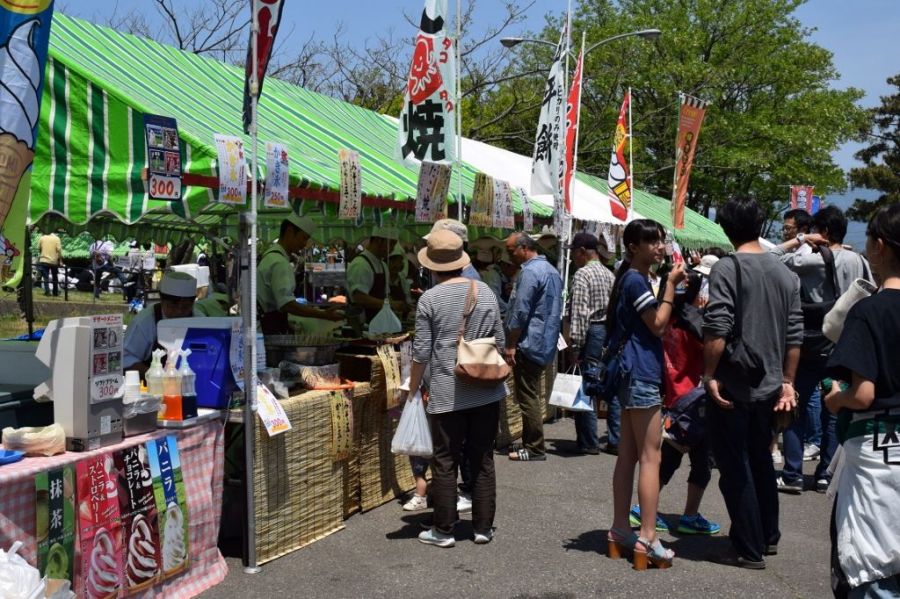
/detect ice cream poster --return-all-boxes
[114,445,162,594]
[146,435,189,578]
[213,133,247,206]
[76,454,125,599]
[0,0,55,261]
[143,114,182,201]
[263,141,289,209]
[35,465,75,589]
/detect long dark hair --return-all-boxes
[606,219,666,334]
[867,203,900,261]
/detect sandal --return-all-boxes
[508,448,546,461]
[606,527,638,560]
[633,537,674,570]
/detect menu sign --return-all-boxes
[338,149,362,220]
[492,179,514,229]
[76,456,124,598]
[256,384,292,437]
[143,115,182,201]
[146,436,189,578]
[264,142,290,209]
[213,134,248,206]
[415,162,452,223]
[91,314,124,404]
[114,445,162,593]
[35,466,76,588]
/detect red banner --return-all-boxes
[242,0,286,134]
[671,95,708,229]
[606,91,631,222]
[563,47,583,214]
[790,185,816,212]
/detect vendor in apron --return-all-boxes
[347,228,402,322]
[123,270,198,377]
[257,213,344,335]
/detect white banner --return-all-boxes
[469,172,494,227]
[529,22,567,198]
[263,142,289,209]
[516,186,533,232]
[338,149,362,220]
[415,161,451,223]
[492,179,514,229]
[396,0,457,165]
[213,134,247,205]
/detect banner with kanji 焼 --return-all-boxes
[529,21,567,199]
[607,91,631,222]
[671,94,708,230]
[396,0,457,165]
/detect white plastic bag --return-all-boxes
[549,372,594,412]
[368,300,402,336]
[0,541,44,599]
[391,391,433,457]
[1,424,66,456]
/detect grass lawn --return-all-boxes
[0,288,136,339]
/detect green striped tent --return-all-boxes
[29,14,729,249]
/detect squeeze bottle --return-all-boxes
[178,349,198,419]
[146,349,166,399]
[161,350,183,421]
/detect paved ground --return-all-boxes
[201,418,832,599]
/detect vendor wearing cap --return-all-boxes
[424,219,481,282]
[258,213,344,335]
[388,243,414,307]
[347,227,401,321]
[123,270,198,377]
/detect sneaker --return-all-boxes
[456,493,472,514]
[474,528,495,544]
[402,494,428,511]
[816,478,830,494]
[418,527,455,548]
[677,513,721,535]
[803,444,821,461]
[771,450,783,465]
[628,505,669,532]
[776,476,803,494]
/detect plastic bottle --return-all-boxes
[146,349,166,399]
[178,349,198,420]
[161,350,183,421]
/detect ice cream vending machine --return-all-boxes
[34,315,125,451]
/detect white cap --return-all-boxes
[693,254,720,277]
[476,248,493,263]
[159,270,197,298]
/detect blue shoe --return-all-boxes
[676,513,721,535]
[628,505,669,532]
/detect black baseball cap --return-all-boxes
[571,233,599,251]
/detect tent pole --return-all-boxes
[23,224,34,338]
[242,0,261,576]
[455,0,462,222]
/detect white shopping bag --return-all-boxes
[391,390,433,457]
[549,372,594,412]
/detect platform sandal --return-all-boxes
[633,537,674,570]
[606,527,638,559]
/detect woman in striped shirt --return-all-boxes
[406,230,506,548]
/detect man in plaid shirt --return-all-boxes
[568,233,618,455]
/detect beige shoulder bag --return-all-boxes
[454,281,510,385]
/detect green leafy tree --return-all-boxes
[847,74,900,221]
[476,0,868,229]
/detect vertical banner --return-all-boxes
[516,186,534,233]
[213,134,248,206]
[147,436,189,578]
[242,0,286,133]
[0,3,54,236]
[35,465,75,588]
[143,115,182,201]
[469,172,494,227]
[563,46,584,214]
[492,179,514,229]
[790,185,816,212]
[77,455,124,599]
[415,161,451,223]
[607,91,632,222]
[810,195,822,214]
[396,0,457,165]
[529,21,567,198]
[263,142,289,208]
[114,445,162,593]
[338,149,362,220]
[671,94,709,229]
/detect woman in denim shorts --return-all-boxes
[604,220,686,570]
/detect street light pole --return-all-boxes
[501,28,660,59]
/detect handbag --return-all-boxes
[549,368,594,412]
[454,281,510,385]
[823,260,876,343]
[720,255,766,387]
[582,320,636,401]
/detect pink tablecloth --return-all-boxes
[0,421,227,598]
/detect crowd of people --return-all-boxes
[401,199,900,595]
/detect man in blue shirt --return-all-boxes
[504,232,563,461]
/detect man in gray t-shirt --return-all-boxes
[702,197,802,568]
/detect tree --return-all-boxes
[476,0,868,228]
[847,74,900,221]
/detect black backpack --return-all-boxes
[800,246,839,364]
[663,387,707,450]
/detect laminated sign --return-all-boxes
[214,134,248,206]
[376,344,402,410]
[264,142,290,209]
[469,172,494,227]
[492,179,514,229]
[415,161,451,223]
[114,445,162,593]
[256,384,292,436]
[35,466,75,588]
[143,115,182,201]
[146,436,189,578]
[90,314,123,407]
[77,455,124,599]
[338,149,362,220]
[329,390,354,460]
[516,186,533,233]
